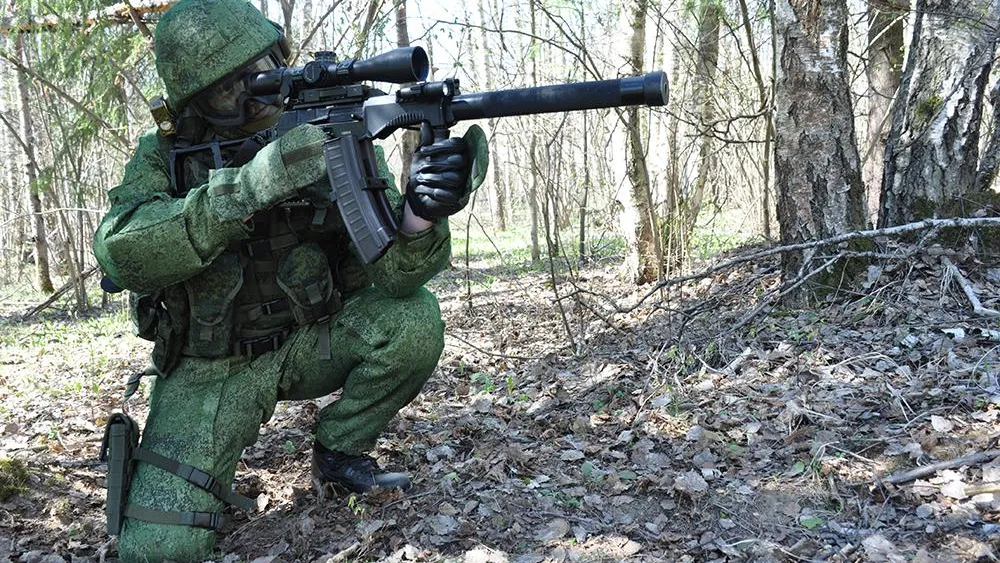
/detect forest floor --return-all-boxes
[3,239,1000,562]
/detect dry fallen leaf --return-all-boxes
[930,415,954,433]
[535,518,571,542]
[674,470,709,495]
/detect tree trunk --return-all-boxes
[675,0,721,268]
[579,111,590,264]
[619,0,660,284]
[738,0,775,239]
[477,0,506,231]
[15,30,54,293]
[394,0,420,191]
[691,0,721,216]
[528,0,540,262]
[977,73,1000,191]
[881,0,1000,226]
[279,0,294,49]
[863,1,906,224]
[664,48,683,248]
[774,0,866,284]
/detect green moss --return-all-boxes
[937,192,1000,254]
[915,93,944,126]
[0,458,29,500]
[814,248,871,298]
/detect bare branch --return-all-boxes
[0,49,131,151]
[629,217,1000,312]
[1,0,174,34]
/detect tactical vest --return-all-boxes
[134,127,375,375]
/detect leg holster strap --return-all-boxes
[100,413,257,535]
[124,504,227,530]
[132,447,257,512]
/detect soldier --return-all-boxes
[93,0,485,560]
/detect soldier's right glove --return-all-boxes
[405,124,489,221]
[208,124,328,221]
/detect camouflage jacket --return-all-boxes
[93,127,451,372]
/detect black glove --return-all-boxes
[405,133,470,220]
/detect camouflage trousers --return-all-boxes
[117,287,444,563]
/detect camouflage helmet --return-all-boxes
[154,0,283,109]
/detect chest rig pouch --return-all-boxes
[175,202,343,360]
[276,242,339,326]
[184,252,243,358]
[130,289,189,376]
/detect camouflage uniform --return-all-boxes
[91,1,480,561]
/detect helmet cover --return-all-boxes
[154,0,280,109]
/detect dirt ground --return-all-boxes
[2,241,1000,562]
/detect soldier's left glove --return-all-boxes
[406,124,489,221]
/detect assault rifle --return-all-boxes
[165,46,669,264]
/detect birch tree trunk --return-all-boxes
[679,0,721,264]
[619,0,661,284]
[528,0,540,262]
[880,0,1000,226]
[774,0,866,284]
[15,30,54,293]
[477,0,506,231]
[394,0,420,191]
[863,1,905,222]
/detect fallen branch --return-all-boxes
[940,256,1000,317]
[328,542,360,563]
[964,482,1000,497]
[881,450,1000,485]
[629,216,1000,312]
[21,266,99,320]
[723,253,842,336]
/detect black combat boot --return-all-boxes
[312,441,411,493]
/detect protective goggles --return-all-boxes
[192,51,285,128]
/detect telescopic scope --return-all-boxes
[248,47,430,95]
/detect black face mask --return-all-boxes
[191,51,285,130]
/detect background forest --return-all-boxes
[3,0,1000,561]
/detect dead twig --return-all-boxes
[881,450,1000,485]
[328,541,360,562]
[964,482,1000,496]
[940,256,1000,318]
[445,332,552,361]
[97,537,117,563]
[21,266,99,320]
[626,216,1000,312]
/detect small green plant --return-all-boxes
[471,372,495,393]
[346,493,366,518]
[800,516,825,530]
[0,458,29,500]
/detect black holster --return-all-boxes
[99,413,140,535]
